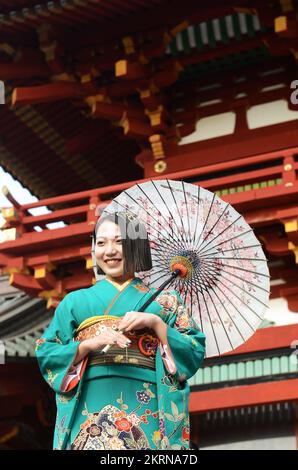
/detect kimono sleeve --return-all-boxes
[35,293,87,394]
[158,291,206,381]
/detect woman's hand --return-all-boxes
[118,312,168,344]
[118,311,160,334]
[73,329,131,364]
[83,328,131,353]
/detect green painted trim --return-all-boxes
[168,13,269,55]
[246,14,255,38]
[194,24,204,50]
[189,355,298,386]
[206,21,217,48]
[219,17,230,45]
[215,179,281,197]
[181,28,191,54]
[232,14,242,41]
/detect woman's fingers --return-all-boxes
[120,312,154,332]
[122,318,143,333]
[118,311,138,331]
[116,331,130,343]
[123,316,156,332]
[109,330,131,348]
[105,327,129,341]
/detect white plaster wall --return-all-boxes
[180,99,298,145]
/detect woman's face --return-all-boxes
[95,220,128,280]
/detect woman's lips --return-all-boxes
[105,259,121,266]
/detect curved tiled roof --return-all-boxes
[0,1,282,200]
[0,0,167,23]
[3,321,50,358]
[0,87,142,200]
[0,275,51,358]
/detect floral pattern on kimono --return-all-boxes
[71,383,158,450]
[35,278,206,450]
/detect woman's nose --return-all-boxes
[105,242,117,255]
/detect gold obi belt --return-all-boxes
[74,316,158,370]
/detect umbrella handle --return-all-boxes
[100,269,180,355]
[138,269,180,312]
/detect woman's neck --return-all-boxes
[105,274,135,285]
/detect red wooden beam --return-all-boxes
[224,183,298,214]
[0,222,91,256]
[60,0,241,50]
[223,324,298,357]
[146,146,297,181]
[280,285,298,297]
[140,87,167,111]
[277,207,298,220]
[265,35,298,57]
[1,147,298,272]
[173,62,293,102]
[9,272,43,295]
[0,61,50,80]
[174,83,291,123]
[1,244,91,272]
[67,120,111,155]
[202,165,284,192]
[22,204,89,228]
[275,15,298,39]
[91,100,145,121]
[9,268,94,297]
[178,33,277,68]
[0,253,20,269]
[270,266,297,280]
[143,121,298,177]
[12,82,85,106]
[115,60,149,80]
[69,33,280,103]
[26,245,91,268]
[270,282,298,299]
[121,117,152,138]
[244,207,294,229]
[34,270,57,290]
[0,146,297,234]
[63,273,94,291]
[189,378,298,413]
[260,231,292,256]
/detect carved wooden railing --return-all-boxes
[0,146,298,308]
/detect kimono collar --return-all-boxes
[104,276,135,292]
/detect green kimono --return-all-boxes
[35,277,206,450]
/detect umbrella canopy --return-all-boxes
[95,179,270,358]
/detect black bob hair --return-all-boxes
[93,212,153,275]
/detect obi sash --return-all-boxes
[75,315,158,370]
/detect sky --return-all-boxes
[0,166,64,231]
[0,166,49,217]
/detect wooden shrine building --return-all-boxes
[0,0,298,449]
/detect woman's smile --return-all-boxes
[105,258,122,266]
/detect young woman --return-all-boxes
[36,212,206,450]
